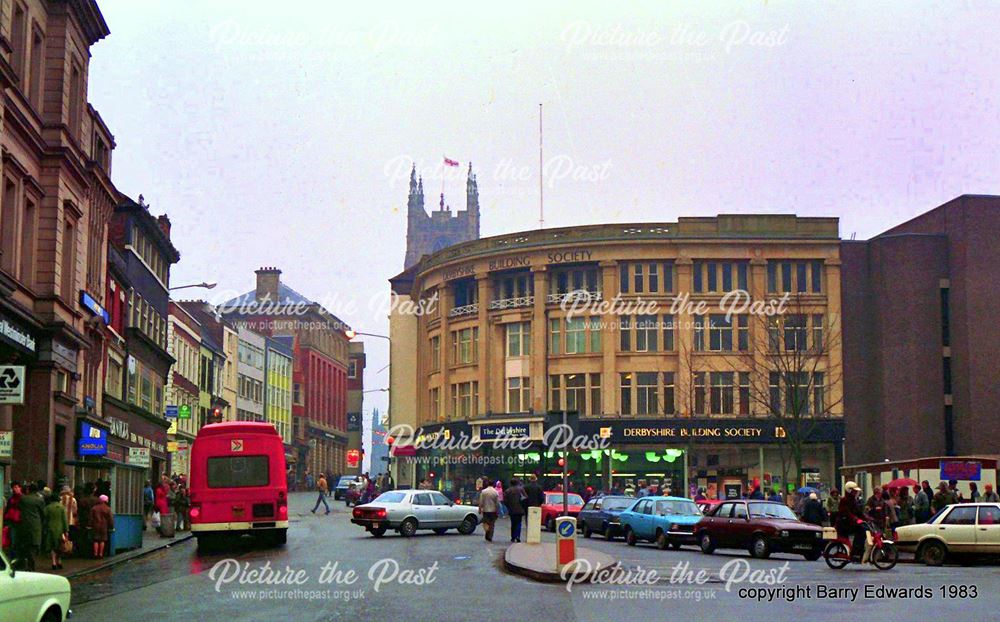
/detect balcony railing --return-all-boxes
[488,296,534,310]
[448,303,479,318]
[546,290,602,305]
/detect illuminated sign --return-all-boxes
[78,422,108,456]
[347,449,361,468]
[940,461,981,481]
[478,423,531,440]
[79,291,110,325]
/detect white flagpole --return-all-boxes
[539,103,544,229]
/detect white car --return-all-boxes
[0,547,72,621]
[351,490,479,537]
[895,502,1000,566]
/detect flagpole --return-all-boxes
[539,103,544,229]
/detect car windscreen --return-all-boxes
[207,455,269,488]
[374,492,406,504]
[603,498,633,511]
[748,502,797,520]
[655,500,700,516]
[546,494,585,505]
[337,476,356,486]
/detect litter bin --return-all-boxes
[159,513,176,538]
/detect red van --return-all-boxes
[189,422,288,551]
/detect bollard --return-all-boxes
[555,516,577,570]
[526,506,542,544]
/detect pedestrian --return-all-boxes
[882,489,898,535]
[826,488,841,527]
[15,482,44,571]
[311,474,331,514]
[801,492,827,526]
[931,482,956,513]
[694,488,707,502]
[865,486,885,532]
[767,489,781,503]
[523,474,544,527]
[43,492,69,570]
[750,485,765,500]
[173,485,190,531]
[478,479,499,542]
[969,482,981,503]
[838,481,867,561]
[636,479,649,498]
[623,480,635,496]
[3,482,23,558]
[913,484,931,523]
[896,486,913,526]
[983,484,1000,503]
[504,478,525,542]
[89,495,114,560]
[142,480,154,530]
[77,483,98,557]
[328,472,337,497]
[948,479,964,503]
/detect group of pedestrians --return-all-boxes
[3,479,114,571]
[142,475,191,535]
[476,474,545,542]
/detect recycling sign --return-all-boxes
[0,366,25,405]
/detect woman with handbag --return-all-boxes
[2,481,23,555]
[43,492,69,570]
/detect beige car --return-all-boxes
[895,502,1000,566]
[0,547,72,621]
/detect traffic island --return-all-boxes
[503,542,618,583]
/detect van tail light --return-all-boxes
[190,504,201,520]
[277,495,288,519]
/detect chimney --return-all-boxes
[255,266,282,301]
[157,214,171,239]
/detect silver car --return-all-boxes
[351,490,479,537]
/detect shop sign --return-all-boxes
[165,405,178,418]
[179,404,191,419]
[78,422,108,456]
[546,249,593,264]
[478,423,531,441]
[346,449,361,468]
[0,366,26,405]
[723,483,742,499]
[0,316,36,353]
[442,264,475,281]
[167,441,179,452]
[0,430,12,459]
[940,460,981,481]
[107,416,130,440]
[129,447,151,467]
[347,412,361,432]
[79,291,110,325]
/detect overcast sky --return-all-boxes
[88,1,1000,462]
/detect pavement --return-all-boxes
[65,492,1000,622]
[505,542,618,582]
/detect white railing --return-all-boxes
[448,303,479,318]
[546,290,602,305]
[488,296,534,310]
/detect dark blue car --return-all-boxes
[577,495,635,540]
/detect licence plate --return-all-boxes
[793,543,812,550]
[371,522,380,529]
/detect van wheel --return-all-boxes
[458,516,477,535]
[196,534,220,554]
[399,518,418,537]
[369,526,387,538]
[269,529,287,546]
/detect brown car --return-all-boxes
[695,500,824,560]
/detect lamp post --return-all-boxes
[169,282,217,292]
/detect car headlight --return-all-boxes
[671,523,679,531]
[815,532,822,538]
[780,530,789,537]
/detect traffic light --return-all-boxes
[211,407,222,423]
[557,457,566,467]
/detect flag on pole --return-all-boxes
[443,157,460,167]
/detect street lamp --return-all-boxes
[363,388,389,394]
[344,330,390,341]
[169,282,217,291]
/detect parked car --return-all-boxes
[696,500,824,560]
[578,495,635,540]
[696,498,723,515]
[541,492,585,531]
[351,489,479,537]
[334,475,361,501]
[895,503,1000,566]
[619,496,704,549]
[0,547,72,621]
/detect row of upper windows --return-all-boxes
[131,225,170,285]
[426,370,829,420]
[447,260,828,304]
[427,314,829,370]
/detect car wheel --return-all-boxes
[750,535,771,559]
[433,528,449,535]
[656,532,669,550]
[458,515,478,535]
[626,528,637,546]
[41,606,62,622]
[671,540,683,550]
[399,518,418,537]
[918,540,947,567]
[803,547,822,561]
[547,518,555,532]
[369,526,387,538]
[604,525,615,541]
[699,532,716,554]
[583,523,592,538]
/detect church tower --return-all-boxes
[403,162,481,269]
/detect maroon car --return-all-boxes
[695,500,824,560]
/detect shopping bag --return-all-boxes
[152,510,162,528]
[60,533,74,555]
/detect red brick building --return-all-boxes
[841,195,1000,465]
[222,268,352,483]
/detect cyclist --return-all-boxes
[838,481,869,561]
